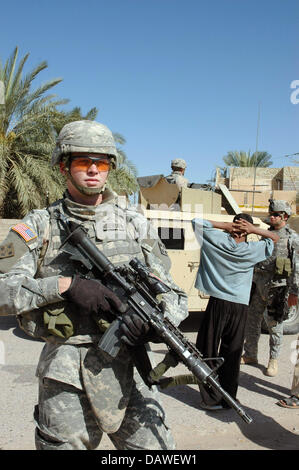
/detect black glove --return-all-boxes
[120,311,152,346]
[120,300,168,346]
[64,276,127,316]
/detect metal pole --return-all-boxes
[251,102,261,215]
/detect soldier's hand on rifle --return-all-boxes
[120,311,152,346]
[63,276,126,315]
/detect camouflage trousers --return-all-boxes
[243,285,288,360]
[34,371,175,450]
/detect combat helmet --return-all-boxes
[52,120,118,196]
[171,158,187,170]
[52,120,118,169]
[268,199,292,217]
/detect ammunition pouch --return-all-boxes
[43,303,74,339]
[18,302,75,340]
[17,309,48,339]
[274,257,292,279]
[17,300,113,341]
[43,307,112,339]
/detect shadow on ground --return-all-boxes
[160,370,299,450]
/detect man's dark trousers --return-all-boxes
[196,296,248,407]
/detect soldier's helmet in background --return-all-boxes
[268,199,292,216]
[171,158,187,170]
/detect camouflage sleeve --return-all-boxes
[126,208,189,326]
[0,210,62,316]
[288,233,299,296]
[174,175,189,190]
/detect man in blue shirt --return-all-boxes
[192,214,278,410]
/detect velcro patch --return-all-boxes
[11,223,37,242]
[0,242,15,259]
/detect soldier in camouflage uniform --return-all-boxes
[0,120,188,450]
[241,199,299,376]
[165,158,189,190]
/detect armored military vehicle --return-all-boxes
[137,175,299,335]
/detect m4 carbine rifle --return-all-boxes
[60,217,252,424]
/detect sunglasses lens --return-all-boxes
[71,158,110,172]
[270,212,281,217]
[95,160,110,171]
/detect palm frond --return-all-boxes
[0,47,133,215]
[3,47,20,94]
[223,150,272,168]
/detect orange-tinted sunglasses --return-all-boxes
[70,156,110,172]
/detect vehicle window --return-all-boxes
[158,227,185,250]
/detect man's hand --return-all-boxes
[231,219,279,243]
[209,220,247,237]
[63,276,127,316]
[232,219,254,236]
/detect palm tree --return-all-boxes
[50,106,98,135]
[223,150,272,168]
[0,46,67,217]
[108,132,139,195]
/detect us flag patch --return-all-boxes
[12,223,37,242]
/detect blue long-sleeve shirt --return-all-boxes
[192,219,274,305]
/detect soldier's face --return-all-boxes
[60,153,110,190]
[269,211,287,228]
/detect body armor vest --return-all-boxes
[254,225,295,288]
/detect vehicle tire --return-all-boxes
[283,304,299,335]
[261,305,299,335]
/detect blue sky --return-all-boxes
[1,0,298,184]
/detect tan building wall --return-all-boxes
[216,166,299,213]
[282,166,299,192]
[232,189,297,213]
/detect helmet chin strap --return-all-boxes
[66,172,107,196]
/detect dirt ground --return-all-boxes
[0,314,298,452]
